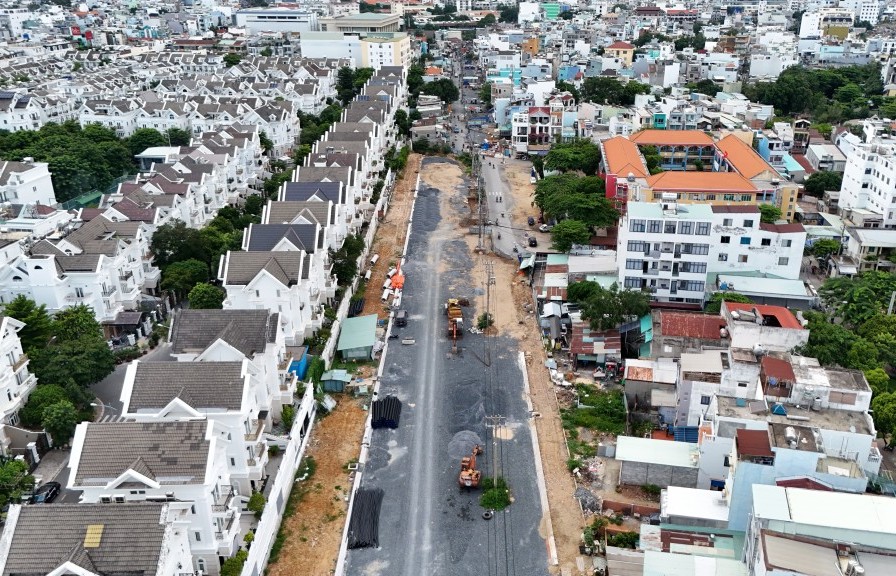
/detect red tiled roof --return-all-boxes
[545,264,568,273]
[760,222,805,233]
[659,312,725,340]
[647,171,757,193]
[761,356,796,383]
[34,204,56,215]
[711,205,759,214]
[791,154,816,175]
[725,302,804,330]
[630,130,715,147]
[775,477,833,491]
[736,428,774,458]
[569,324,621,356]
[607,41,635,50]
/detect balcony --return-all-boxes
[12,354,28,372]
[214,513,238,542]
[244,419,264,442]
[211,486,234,513]
[247,442,267,468]
[101,286,117,297]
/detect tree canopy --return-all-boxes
[0,121,135,203]
[127,128,169,157]
[336,67,374,105]
[188,283,226,309]
[567,281,651,330]
[544,139,602,174]
[758,204,782,224]
[421,78,460,104]
[550,220,591,252]
[819,271,896,327]
[742,64,883,123]
[0,459,33,509]
[581,78,651,106]
[498,4,518,23]
[803,171,842,197]
[2,295,53,352]
[703,292,752,315]
[29,304,114,388]
[809,238,842,259]
[533,174,618,229]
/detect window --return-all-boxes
[695,222,710,235]
[230,457,235,466]
[75,287,84,298]
[782,239,792,247]
[679,222,693,234]
[628,240,648,252]
[625,259,642,270]
[741,195,753,202]
[624,277,642,289]
[740,237,751,245]
[629,219,646,232]
[723,218,733,226]
[680,262,707,274]
[738,255,748,263]
[679,280,705,292]
[723,194,736,201]
[700,395,711,405]
[647,220,662,233]
[778,257,789,266]
[721,236,730,244]
[718,253,728,262]
[191,504,196,514]
[738,382,748,388]
[743,219,754,227]
[664,222,677,234]
[195,532,202,542]
[761,238,771,246]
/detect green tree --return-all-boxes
[151,221,208,270]
[685,79,722,96]
[550,220,591,252]
[247,491,267,518]
[42,400,79,445]
[556,81,581,103]
[0,459,33,508]
[126,128,168,157]
[19,384,69,429]
[220,550,249,576]
[478,13,496,26]
[534,174,617,229]
[421,78,460,103]
[544,139,602,174]
[820,271,896,327]
[871,392,896,446]
[806,238,840,259]
[165,127,191,146]
[161,259,210,297]
[260,47,273,57]
[331,234,366,286]
[567,281,650,330]
[479,82,493,106]
[223,52,242,67]
[29,305,114,388]
[188,283,226,309]
[704,292,752,315]
[864,368,892,395]
[803,171,842,197]
[2,295,53,352]
[394,109,411,137]
[759,204,782,223]
[499,4,519,22]
[259,131,274,154]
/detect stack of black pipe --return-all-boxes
[348,299,365,317]
[371,395,402,429]
[347,488,385,549]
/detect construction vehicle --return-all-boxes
[459,445,483,489]
[445,298,465,340]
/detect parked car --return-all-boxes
[527,216,536,226]
[539,224,553,232]
[528,237,538,247]
[29,481,61,504]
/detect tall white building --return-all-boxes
[0,315,36,426]
[0,160,57,206]
[839,138,896,227]
[617,203,805,305]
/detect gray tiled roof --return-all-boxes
[294,165,354,187]
[2,503,169,576]
[222,251,305,285]
[281,181,343,204]
[170,308,277,357]
[128,361,246,411]
[73,421,210,486]
[244,223,317,252]
[264,200,332,227]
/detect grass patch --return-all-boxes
[267,456,317,564]
[560,387,626,434]
[607,531,639,549]
[479,477,511,511]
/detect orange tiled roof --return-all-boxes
[424,66,443,75]
[646,171,757,192]
[629,130,715,147]
[716,134,777,179]
[607,41,635,50]
[602,136,648,178]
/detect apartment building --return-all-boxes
[360,33,412,69]
[839,138,896,227]
[0,159,57,206]
[618,202,805,305]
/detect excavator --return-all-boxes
[458,445,483,489]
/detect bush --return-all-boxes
[281,405,296,430]
[566,457,582,472]
[479,477,511,510]
[606,531,639,549]
[476,312,494,330]
[306,357,326,384]
[247,491,266,519]
[19,384,69,429]
[113,347,143,364]
[268,445,280,457]
[220,550,248,576]
[642,484,662,498]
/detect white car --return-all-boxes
[539,224,552,232]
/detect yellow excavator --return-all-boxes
[459,445,483,489]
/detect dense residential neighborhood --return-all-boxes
[2,1,896,576]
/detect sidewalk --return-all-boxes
[32,448,70,484]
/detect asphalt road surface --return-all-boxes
[345,158,549,576]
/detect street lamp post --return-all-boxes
[90,401,120,420]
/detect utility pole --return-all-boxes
[484,414,505,482]
[484,259,495,364]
